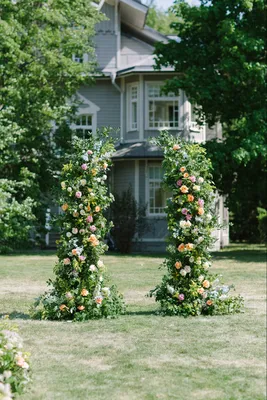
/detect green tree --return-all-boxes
[0,0,103,245]
[154,0,267,241]
[145,4,178,35]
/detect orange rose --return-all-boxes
[206,299,213,306]
[202,280,210,288]
[59,304,67,311]
[198,288,204,295]
[183,173,189,178]
[77,305,85,311]
[88,234,99,247]
[95,297,103,304]
[87,205,91,211]
[81,289,89,297]
[72,249,78,256]
[198,207,204,215]
[187,194,194,202]
[178,243,185,252]
[175,261,182,269]
[103,162,108,170]
[61,203,68,211]
[180,167,186,172]
[173,144,180,150]
[180,185,189,194]
[95,206,101,212]
[185,243,194,250]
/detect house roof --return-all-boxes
[113,142,163,159]
[116,54,174,76]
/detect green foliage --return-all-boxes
[149,132,243,316]
[0,180,36,254]
[31,133,125,321]
[0,0,103,242]
[257,208,267,243]
[145,4,178,35]
[110,186,149,254]
[154,0,267,241]
[0,320,31,399]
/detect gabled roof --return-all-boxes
[117,54,174,76]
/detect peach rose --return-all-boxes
[180,167,186,172]
[72,249,78,256]
[173,144,181,150]
[95,296,103,304]
[185,243,194,250]
[175,261,182,269]
[198,207,204,215]
[87,205,91,211]
[178,243,185,252]
[180,185,189,194]
[81,289,89,297]
[95,206,101,212]
[61,203,68,211]
[103,162,108,170]
[202,280,210,288]
[59,304,67,311]
[187,194,194,202]
[73,211,79,218]
[206,299,213,306]
[183,173,189,178]
[198,288,204,295]
[91,169,97,176]
[77,305,85,311]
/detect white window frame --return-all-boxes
[127,82,139,132]
[146,162,168,217]
[145,82,181,130]
[71,114,94,139]
[70,93,100,136]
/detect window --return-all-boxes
[72,114,93,139]
[73,54,84,63]
[148,165,168,215]
[146,83,179,129]
[127,83,139,131]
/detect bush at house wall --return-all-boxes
[150,132,243,317]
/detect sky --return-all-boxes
[151,0,199,10]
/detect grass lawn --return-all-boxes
[0,244,266,400]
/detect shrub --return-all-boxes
[110,186,148,253]
[0,321,30,399]
[31,132,125,321]
[149,132,243,316]
[257,207,267,243]
[0,180,36,254]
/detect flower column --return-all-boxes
[32,134,125,321]
[150,132,243,317]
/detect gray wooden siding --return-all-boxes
[121,33,153,67]
[139,161,146,205]
[206,122,223,141]
[79,80,120,135]
[112,160,135,194]
[93,3,117,70]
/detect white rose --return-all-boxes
[180,269,187,277]
[193,185,200,191]
[80,179,87,186]
[180,220,187,229]
[203,262,210,270]
[72,228,78,234]
[89,265,97,272]
[79,204,84,209]
[189,256,194,263]
[66,232,72,238]
[184,265,191,273]
[167,284,175,295]
[206,213,212,221]
[67,187,72,192]
[80,210,85,215]
[185,220,191,228]
[97,260,105,269]
[198,275,204,282]
[102,287,110,297]
[102,175,107,180]
[198,177,204,183]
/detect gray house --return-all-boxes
[47,0,229,251]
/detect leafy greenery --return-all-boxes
[32,134,125,321]
[154,0,267,241]
[257,207,267,243]
[149,132,243,316]
[0,0,103,246]
[110,186,148,254]
[0,246,266,400]
[145,4,178,35]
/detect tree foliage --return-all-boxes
[0,0,102,243]
[145,4,178,35]
[154,0,267,241]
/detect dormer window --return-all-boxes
[72,114,93,139]
[146,83,180,130]
[127,83,139,131]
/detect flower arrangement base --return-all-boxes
[31,133,125,321]
[149,132,243,317]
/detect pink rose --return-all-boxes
[81,164,88,170]
[79,255,86,261]
[178,294,185,301]
[176,180,182,187]
[90,225,97,232]
[181,208,188,215]
[75,191,82,198]
[63,258,71,265]
[186,214,192,220]
[87,150,93,155]
[86,215,93,223]
[198,199,204,206]
[189,176,196,183]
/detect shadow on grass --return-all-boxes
[212,248,266,264]
[0,311,30,320]
[126,310,157,316]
